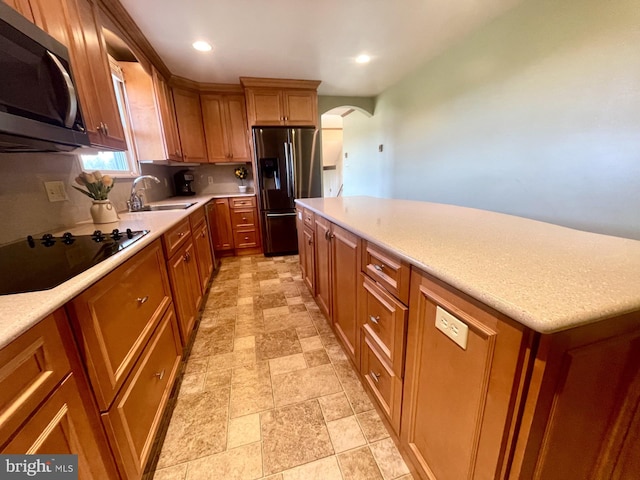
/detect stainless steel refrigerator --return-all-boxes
[254,127,322,256]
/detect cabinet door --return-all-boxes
[402,270,527,480]
[209,198,234,251]
[101,310,181,480]
[172,87,208,162]
[302,226,315,294]
[193,221,214,293]
[166,240,201,346]
[283,90,317,126]
[225,94,251,162]
[2,0,34,21]
[152,67,182,161]
[314,216,331,319]
[2,374,117,480]
[35,0,126,150]
[247,88,283,126]
[201,94,228,163]
[331,223,360,365]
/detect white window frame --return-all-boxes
[78,57,139,178]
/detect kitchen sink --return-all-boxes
[139,202,196,211]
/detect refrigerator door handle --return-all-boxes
[284,142,294,200]
[266,212,297,217]
[289,141,298,199]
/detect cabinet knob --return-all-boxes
[178,232,185,237]
[136,296,149,305]
[154,369,165,380]
[183,252,191,262]
[370,371,381,383]
[373,263,385,272]
[369,315,380,325]
[104,123,109,136]
[242,217,247,221]
[308,238,313,245]
[244,236,250,241]
[201,231,206,238]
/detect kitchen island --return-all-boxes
[295,196,640,480]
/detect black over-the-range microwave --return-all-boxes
[0,3,89,152]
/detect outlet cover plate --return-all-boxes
[435,306,469,350]
[44,181,68,202]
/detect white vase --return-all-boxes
[90,200,119,224]
[238,185,248,193]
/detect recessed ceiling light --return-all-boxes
[192,41,212,52]
[355,54,371,64]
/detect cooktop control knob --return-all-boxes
[111,229,122,240]
[41,233,55,247]
[91,230,105,242]
[62,232,75,245]
[126,228,133,239]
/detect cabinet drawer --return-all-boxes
[102,309,182,480]
[163,218,192,258]
[67,240,172,411]
[231,208,256,228]
[360,274,408,378]
[230,196,256,208]
[234,229,259,248]
[0,311,71,445]
[361,332,403,433]
[303,208,315,228]
[188,206,206,230]
[363,241,410,304]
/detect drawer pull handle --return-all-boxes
[242,217,247,221]
[154,369,165,380]
[136,296,149,304]
[245,236,250,241]
[369,315,380,325]
[178,232,185,237]
[183,253,191,262]
[201,231,206,238]
[373,264,385,272]
[370,371,381,383]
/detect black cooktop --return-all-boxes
[0,229,149,295]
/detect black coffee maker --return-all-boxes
[174,170,196,196]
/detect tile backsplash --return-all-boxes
[0,152,254,245]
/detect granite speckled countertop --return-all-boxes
[0,192,256,349]
[296,196,640,334]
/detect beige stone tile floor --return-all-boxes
[153,255,412,480]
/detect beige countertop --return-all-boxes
[0,193,258,349]
[296,196,640,334]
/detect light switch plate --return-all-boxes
[435,306,469,350]
[44,181,68,202]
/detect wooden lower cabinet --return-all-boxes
[209,198,234,252]
[402,269,529,480]
[3,374,118,479]
[67,240,172,411]
[314,215,331,319]
[302,225,315,293]
[509,312,640,480]
[192,220,214,294]
[102,309,182,480]
[166,238,202,345]
[330,224,360,365]
[0,309,118,479]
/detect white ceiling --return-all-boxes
[119,0,521,96]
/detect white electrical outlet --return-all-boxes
[208,176,214,185]
[44,181,68,202]
[435,306,469,350]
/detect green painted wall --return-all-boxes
[343,0,640,240]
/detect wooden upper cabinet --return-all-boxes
[201,93,250,163]
[32,0,126,150]
[2,0,35,21]
[152,67,182,160]
[172,87,208,162]
[121,62,182,161]
[240,77,321,127]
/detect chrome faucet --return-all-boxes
[128,175,161,212]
